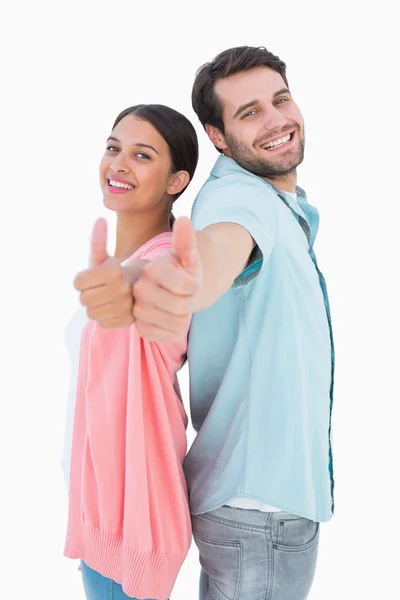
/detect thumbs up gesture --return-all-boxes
[74,218,135,328]
[89,217,110,268]
[133,217,202,343]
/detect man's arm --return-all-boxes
[131,217,255,342]
[122,223,253,312]
[192,222,255,311]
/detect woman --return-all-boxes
[63,104,199,600]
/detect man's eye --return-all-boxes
[242,110,257,118]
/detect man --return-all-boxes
[77,46,334,599]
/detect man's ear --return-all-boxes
[205,124,228,152]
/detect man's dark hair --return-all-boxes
[192,46,288,137]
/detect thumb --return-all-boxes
[171,216,200,275]
[90,218,109,268]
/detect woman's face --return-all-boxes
[99,115,182,216]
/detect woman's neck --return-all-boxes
[114,212,171,260]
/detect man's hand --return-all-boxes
[133,217,202,343]
[74,218,135,329]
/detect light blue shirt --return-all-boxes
[184,155,335,522]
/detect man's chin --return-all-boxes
[269,154,303,176]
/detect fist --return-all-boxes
[133,217,202,343]
[74,219,134,328]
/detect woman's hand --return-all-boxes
[74,219,136,329]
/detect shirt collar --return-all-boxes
[210,154,320,247]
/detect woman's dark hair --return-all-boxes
[192,46,288,148]
[112,104,198,204]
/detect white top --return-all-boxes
[61,308,86,489]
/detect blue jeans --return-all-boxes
[192,505,320,600]
[80,561,154,600]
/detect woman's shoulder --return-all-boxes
[135,232,173,261]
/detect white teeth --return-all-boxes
[109,179,134,190]
[262,134,291,150]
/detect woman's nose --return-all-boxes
[109,153,129,173]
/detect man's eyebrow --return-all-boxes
[233,100,258,119]
[273,87,291,98]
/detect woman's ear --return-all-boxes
[167,170,190,196]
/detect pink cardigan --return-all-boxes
[64,233,191,600]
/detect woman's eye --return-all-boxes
[136,152,150,160]
[106,145,119,152]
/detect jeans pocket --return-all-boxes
[270,522,320,600]
[274,516,319,551]
[193,528,242,600]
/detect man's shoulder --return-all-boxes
[199,170,267,196]
[192,170,276,218]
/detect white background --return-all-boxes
[1,1,399,598]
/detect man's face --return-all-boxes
[209,67,305,182]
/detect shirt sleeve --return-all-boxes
[192,175,278,286]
